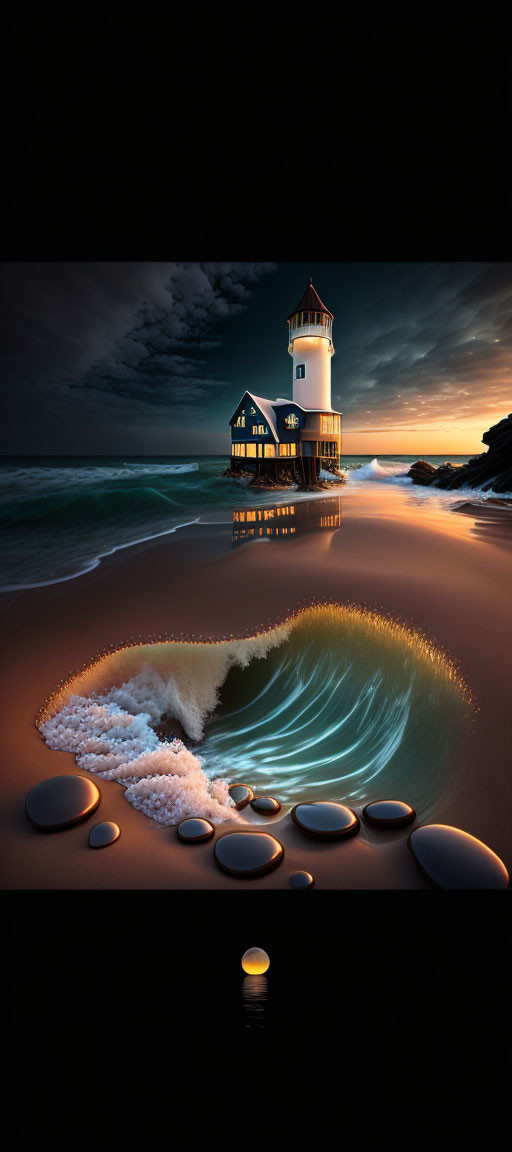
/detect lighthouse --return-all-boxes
[228,278,342,485]
[288,276,334,411]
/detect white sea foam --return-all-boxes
[40,694,244,825]
[319,468,345,483]
[40,625,291,825]
[347,458,412,483]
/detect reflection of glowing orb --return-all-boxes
[242,947,270,975]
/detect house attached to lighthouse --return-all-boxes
[228,279,342,485]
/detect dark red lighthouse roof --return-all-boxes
[287,277,333,321]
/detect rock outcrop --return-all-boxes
[407,413,512,494]
[407,459,437,484]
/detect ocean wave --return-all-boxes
[1,460,199,497]
[38,606,471,825]
[0,485,186,529]
[346,457,412,483]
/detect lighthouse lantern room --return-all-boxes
[229,278,342,485]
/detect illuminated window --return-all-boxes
[235,415,245,427]
[279,443,297,457]
[264,444,276,458]
[246,443,257,458]
[285,413,300,429]
[320,414,340,434]
[295,364,305,380]
[250,407,257,414]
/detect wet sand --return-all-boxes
[1,484,511,888]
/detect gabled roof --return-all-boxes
[229,392,279,440]
[287,277,333,321]
[230,390,339,436]
[246,393,279,440]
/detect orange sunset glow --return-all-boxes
[342,414,510,457]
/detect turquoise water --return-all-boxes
[195,607,470,817]
[0,453,473,590]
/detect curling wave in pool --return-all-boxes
[38,605,473,826]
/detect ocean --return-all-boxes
[0,453,475,590]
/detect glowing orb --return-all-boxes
[241,947,270,975]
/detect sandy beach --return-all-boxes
[1,482,511,889]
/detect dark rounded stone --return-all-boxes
[214,831,284,877]
[25,774,100,831]
[363,799,416,829]
[289,870,315,888]
[409,824,509,890]
[290,801,359,841]
[250,796,281,815]
[228,784,254,811]
[89,821,120,849]
[177,817,215,843]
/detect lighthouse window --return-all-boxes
[296,364,305,380]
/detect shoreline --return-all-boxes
[3,458,512,596]
[1,485,511,888]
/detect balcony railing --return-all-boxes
[289,321,333,349]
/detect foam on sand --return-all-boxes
[39,625,291,826]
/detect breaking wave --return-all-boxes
[38,606,471,826]
[346,457,412,483]
[344,457,512,500]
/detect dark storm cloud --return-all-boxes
[73,263,273,409]
[0,262,276,451]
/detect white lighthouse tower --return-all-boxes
[288,276,334,410]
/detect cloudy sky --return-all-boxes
[1,261,510,456]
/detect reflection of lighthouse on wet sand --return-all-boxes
[232,494,342,545]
